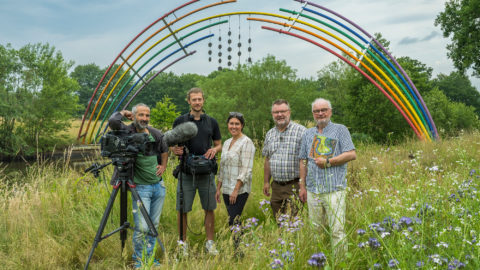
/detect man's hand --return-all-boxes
[172,145,184,156]
[215,189,222,203]
[156,164,166,176]
[263,182,271,197]
[121,110,133,120]
[299,186,307,203]
[314,157,327,169]
[204,148,217,159]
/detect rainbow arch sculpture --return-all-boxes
[77,0,438,144]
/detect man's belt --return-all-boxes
[273,178,299,186]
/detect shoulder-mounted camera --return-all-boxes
[100,130,154,158]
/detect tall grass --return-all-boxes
[1,131,480,269]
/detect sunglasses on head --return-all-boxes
[229,112,244,118]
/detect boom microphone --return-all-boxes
[164,121,198,146]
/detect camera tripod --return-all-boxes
[84,157,164,270]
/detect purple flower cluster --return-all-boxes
[277,214,304,233]
[368,237,381,249]
[270,258,283,269]
[307,252,327,268]
[388,259,399,268]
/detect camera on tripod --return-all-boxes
[100,130,154,158]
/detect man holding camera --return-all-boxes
[108,103,168,268]
[172,87,222,256]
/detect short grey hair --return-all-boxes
[311,98,332,111]
[132,103,150,115]
[271,99,290,111]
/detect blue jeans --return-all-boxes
[132,181,166,263]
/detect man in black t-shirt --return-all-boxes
[171,88,222,256]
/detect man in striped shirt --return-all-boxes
[263,99,306,221]
[298,98,356,257]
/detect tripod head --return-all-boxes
[84,162,112,178]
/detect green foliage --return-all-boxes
[0,43,79,157]
[134,72,203,114]
[70,63,103,116]
[423,88,480,136]
[199,55,317,142]
[435,0,480,77]
[2,131,480,269]
[150,96,180,131]
[433,71,480,115]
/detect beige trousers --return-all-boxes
[307,190,347,255]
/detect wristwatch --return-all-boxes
[326,158,331,168]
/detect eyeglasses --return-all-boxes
[229,112,244,117]
[312,108,330,114]
[272,110,289,115]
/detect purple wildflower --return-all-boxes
[282,251,294,262]
[448,259,466,269]
[398,216,413,227]
[368,238,381,249]
[388,259,399,268]
[270,258,284,269]
[416,261,424,268]
[470,169,476,176]
[357,229,366,235]
[307,252,327,268]
[358,242,367,248]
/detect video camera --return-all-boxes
[100,130,154,158]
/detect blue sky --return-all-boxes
[1,0,478,90]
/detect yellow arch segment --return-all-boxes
[90,11,430,141]
[247,16,430,140]
[84,0,237,143]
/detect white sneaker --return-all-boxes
[177,241,189,257]
[205,240,219,255]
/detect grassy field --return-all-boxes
[1,130,479,269]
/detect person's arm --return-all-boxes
[299,159,308,203]
[330,150,356,166]
[156,152,168,176]
[263,157,271,196]
[215,180,223,203]
[108,110,132,130]
[204,139,222,159]
[229,180,243,204]
[314,150,357,169]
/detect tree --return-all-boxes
[435,0,480,76]
[150,96,180,132]
[433,71,480,115]
[199,55,317,142]
[423,88,480,136]
[134,72,203,114]
[70,63,103,115]
[0,43,79,157]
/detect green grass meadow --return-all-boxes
[1,131,480,269]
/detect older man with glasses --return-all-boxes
[298,98,356,259]
[262,99,306,222]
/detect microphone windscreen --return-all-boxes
[164,121,198,146]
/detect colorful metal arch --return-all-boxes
[78,0,438,143]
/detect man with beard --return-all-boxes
[298,98,356,258]
[171,88,222,256]
[108,103,168,268]
[262,99,306,221]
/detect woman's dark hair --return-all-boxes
[227,112,245,130]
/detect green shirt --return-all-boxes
[134,134,161,185]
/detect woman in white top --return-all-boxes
[215,112,256,226]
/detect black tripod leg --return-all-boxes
[120,182,128,251]
[129,186,165,253]
[84,187,119,270]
